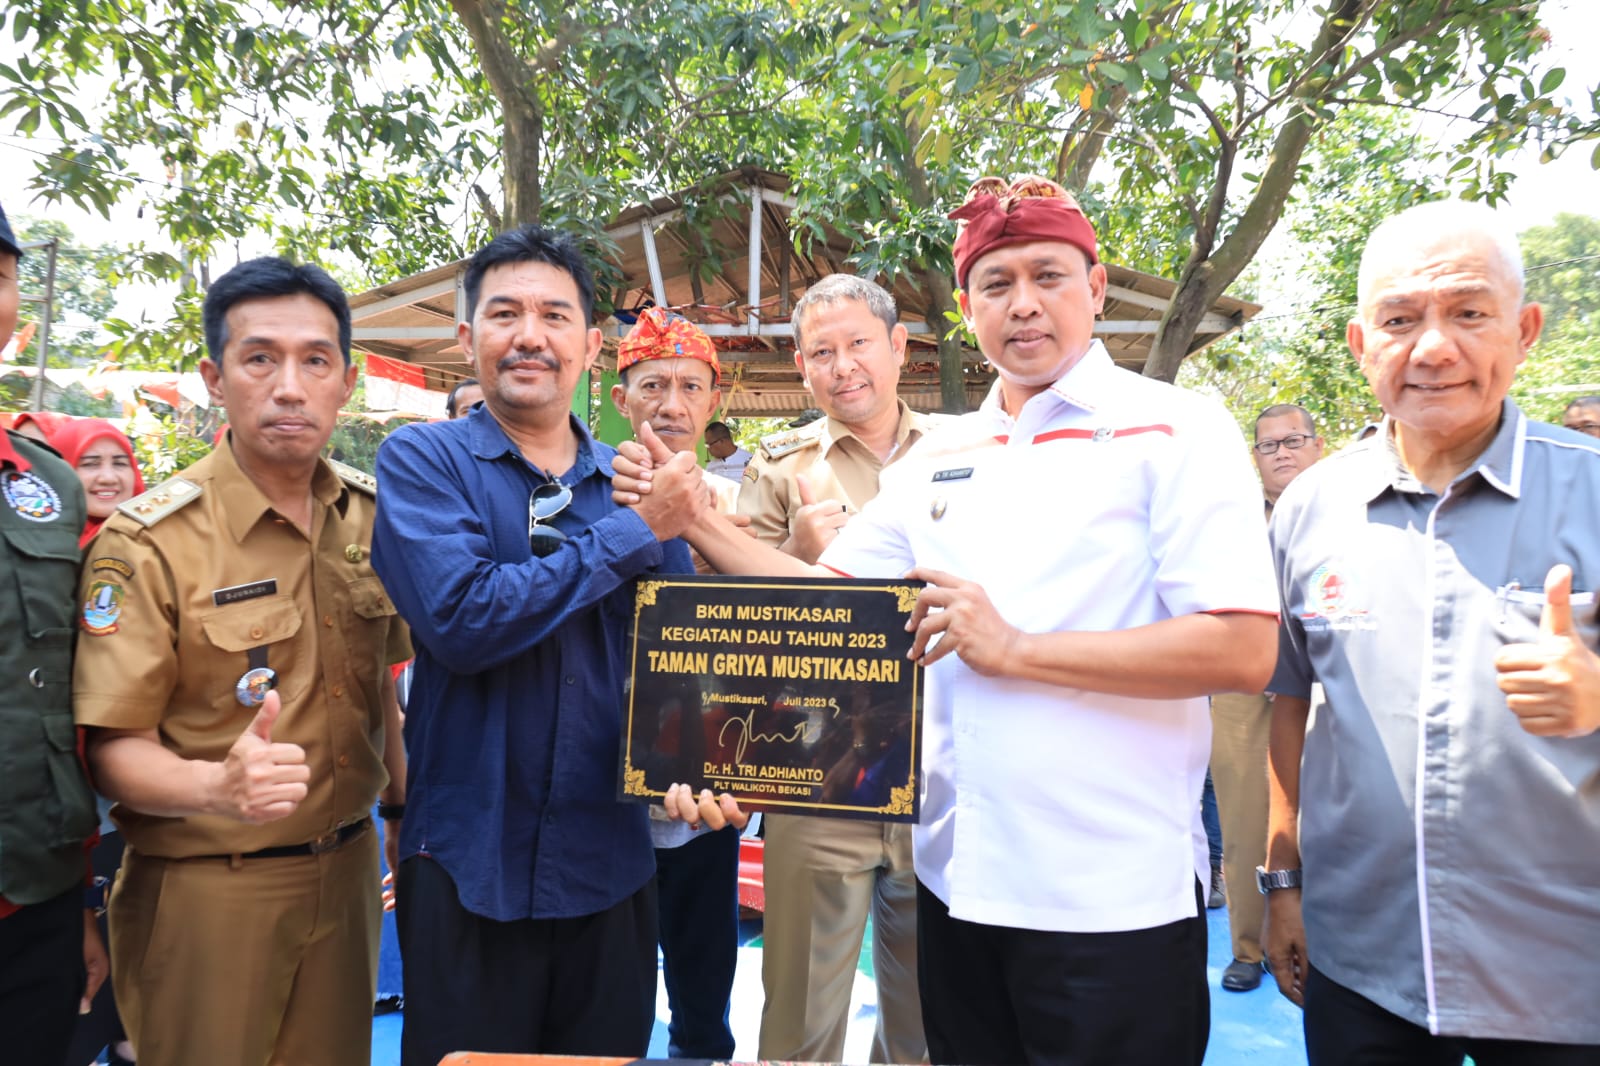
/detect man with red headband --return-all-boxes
[610,307,741,1059]
[616,175,1278,1064]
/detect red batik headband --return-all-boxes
[950,175,1099,288]
[617,307,721,384]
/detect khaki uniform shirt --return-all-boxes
[72,438,411,858]
[738,402,932,547]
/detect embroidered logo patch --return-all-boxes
[3,470,62,522]
[1309,565,1346,617]
[82,580,124,635]
[1301,563,1373,632]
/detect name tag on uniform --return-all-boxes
[212,579,278,606]
[932,467,974,483]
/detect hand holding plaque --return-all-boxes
[662,783,749,831]
[620,575,924,821]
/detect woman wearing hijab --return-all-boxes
[51,418,145,548]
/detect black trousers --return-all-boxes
[396,856,658,1066]
[917,879,1209,1066]
[655,826,740,1059]
[1304,965,1600,1066]
[0,885,85,1066]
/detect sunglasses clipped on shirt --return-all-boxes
[1252,433,1313,456]
[528,476,573,558]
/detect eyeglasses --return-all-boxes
[528,477,573,558]
[1253,433,1313,456]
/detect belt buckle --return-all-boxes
[308,828,342,854]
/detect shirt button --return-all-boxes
[249,626,263,640]
[564,675,575,686]
[332,684,345,698]
[323,614,334,628]
[337,754,350,768]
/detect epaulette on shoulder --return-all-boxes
[116,477,203,528]
[758,421,825,462]
[328,459,377,496]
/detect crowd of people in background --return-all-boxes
[2,175,1597,1066]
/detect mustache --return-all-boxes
[498,350,559,373]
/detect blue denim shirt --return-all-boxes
[372,408,692,921]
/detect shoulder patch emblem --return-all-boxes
[329,459,377,496]
[3,469,63,522]
[117,478,202,528]
[758,423,824,462]
[82,579,124,635]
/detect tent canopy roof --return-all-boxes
[350,167,1259,417]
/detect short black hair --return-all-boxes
[463,225,595,326]
[446,377,480,417]
[1254,403,1316,439]
[202,256,352,364]
[705,420,732,441]
[1564,396,1600,415]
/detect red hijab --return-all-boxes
[11,410,72,444]
[51,418,146,546]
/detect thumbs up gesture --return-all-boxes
[627,422,708,541]
[1494,564,1600,738]
[216,690,311,823]
[785,473,851,565]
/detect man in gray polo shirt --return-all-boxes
[1263,199,1600,1064]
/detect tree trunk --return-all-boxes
[1143,259,1223,382]
[918,266,965,413]
[1141,0,1359,381]
[451,0,544,228]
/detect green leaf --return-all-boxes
[954,61,981,96]
[1540,67,1565,95]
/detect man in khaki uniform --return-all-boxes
[73,257,409,1066]
[738,274,931,1064]
[1211,402,1323,992]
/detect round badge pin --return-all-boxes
[235,667,278,707]
[930,496,948,521]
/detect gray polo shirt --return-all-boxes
[1270,400,1600,1044]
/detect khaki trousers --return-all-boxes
[758,814,925,1063]
[1209,692,1271,964]
[109,827,381,1066]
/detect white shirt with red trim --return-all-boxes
[820,342,1277,933]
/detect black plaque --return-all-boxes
[620,575,923,821]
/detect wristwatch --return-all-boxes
[1255,865,1302,894]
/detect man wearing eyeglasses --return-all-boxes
[1265,201,1600,1063]
[370,226,705,1066]
[1253,405,1326,507]
[1560,395,1600,438]
[1208,404,1325,994]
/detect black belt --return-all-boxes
[194,817,371,861]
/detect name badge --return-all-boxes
[213,579,279,607]
[932,467,974,483]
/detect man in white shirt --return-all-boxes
[703,421,751,481]
[619,175,1278,1065]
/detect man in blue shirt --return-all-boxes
[371,225,706,1065]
